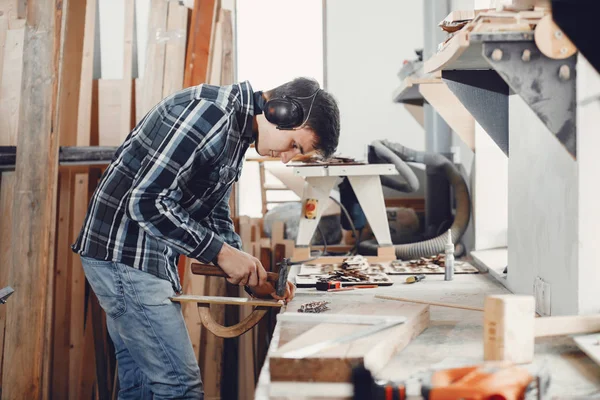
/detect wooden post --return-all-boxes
[183,0,218,87]
[1,0,61,397]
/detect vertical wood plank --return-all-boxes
[137,0,168,122]
[77,0,96,147]
[162,1,187,98]
[98,79,125,146]
[182,258,204,362]
[0,26,24,146]
[237,216,256,399]
[120,0,133,138]
[51,170,73,399]
[0,15,7,91]
[69,173,89,399]
[183,0,218,87]
[0,172,15,389]
[1,0,60,397]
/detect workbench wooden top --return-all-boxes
[255,272,600,399]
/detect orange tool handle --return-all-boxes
[191,263,279,283]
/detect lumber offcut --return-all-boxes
[269,302,430,382]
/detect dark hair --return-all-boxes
[265,77,340,159]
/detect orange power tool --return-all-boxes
[353,363,549,400]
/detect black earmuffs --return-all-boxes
[263,88,321,130]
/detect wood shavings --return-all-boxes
[298,301,330,313]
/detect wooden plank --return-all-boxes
[51,170,73,399]
[57,0,86,146]
[183,0,218,87]
[198,276,227,398]
[173,295,282,307]
[76,0,96,146]
[269,302,429,382]
[181,258,204,362]
[0,15,7,91]
[0,0,19,21]
[238,216,256,399]
[0,27,24,145]
[78,295,98,400]
[1,0,60,396]
[120,0,134,137]
[69,173,89,399]
[162,1,187,97]
[98,79,124,146]
[419,81,475,151]
[137,0,168,122]
[206,8,223,85]
[0,172,15,389]
[404,103,425,128]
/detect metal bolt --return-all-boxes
[558,65,571,81]
[555,30,563,39]
[522,49,531,62]
[491,49,503,61]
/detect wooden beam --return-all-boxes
[183,0,218,87]
[1,0,61,397]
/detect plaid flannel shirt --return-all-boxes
[72,81,258,292]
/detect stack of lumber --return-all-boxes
[0,1,254,399]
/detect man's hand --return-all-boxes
[216,243,267,288]
[250,281,296,303]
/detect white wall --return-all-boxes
[325,0,425,161]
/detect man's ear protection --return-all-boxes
[264,88,321,130]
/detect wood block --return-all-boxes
[292,246,311,262]
[269,302,430,382]
[0,27,24,146]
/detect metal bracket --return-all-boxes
[442,70,509,156]
[482,41,577,158]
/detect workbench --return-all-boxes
[254,272,600,399]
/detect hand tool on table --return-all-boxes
[352,362,550,400]
[0,286,14,304]
[170,258,295,338]
[405,274,426,284]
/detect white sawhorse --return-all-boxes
[290,163,399,260]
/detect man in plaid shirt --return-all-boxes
[72,77,340,399]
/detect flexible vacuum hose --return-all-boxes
[369,140,420,193]
[359,140,471,259]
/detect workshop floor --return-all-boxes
[255,272,600,399]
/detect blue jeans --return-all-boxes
[80,256,203,399]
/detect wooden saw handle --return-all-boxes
[191,263,279,283]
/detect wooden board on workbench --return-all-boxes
[269,302,429,383]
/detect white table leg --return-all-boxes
[295,176,339,246]
[348,175,392,246]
